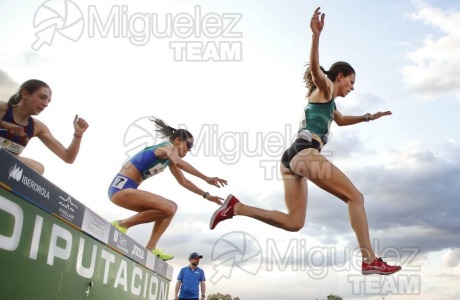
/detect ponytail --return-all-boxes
[149,116,193,141]
[303,64,321,98]
[9,93,20,105]
[150,117,174,138]
[303,61,355,97]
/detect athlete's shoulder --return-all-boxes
[154,141,172,148]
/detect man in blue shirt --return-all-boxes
[175,252,206,300]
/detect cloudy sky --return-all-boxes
[1,0,460,299]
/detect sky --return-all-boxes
[1,0,460,299]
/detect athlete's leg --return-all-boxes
[144,209,177,250]
[111,189,177,250]
[19,157,44,174]
[290,149,375,261]
[233,165,308,232]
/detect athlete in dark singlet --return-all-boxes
[210,7,401,275]
[0,79,89,174]
[108,117,227,261]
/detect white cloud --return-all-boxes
[402,1,460,100]
[442,248,460,267]
[0,69,19,101]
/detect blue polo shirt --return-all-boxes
[177,266,206,298]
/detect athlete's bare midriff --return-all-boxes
[119,162,144,185]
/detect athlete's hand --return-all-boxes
[310,7,325,36]
[1,121,26,137]
[73,114,89,136]
[206,195,224,205]
[205,176,228,188]
[370,111,392,121]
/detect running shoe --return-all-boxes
[362,257,401,275]
[111,220,127,234]
[209,194,240,230]
[152,248,175,261]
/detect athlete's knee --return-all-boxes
[34,163,45,175]
[284,218,305,232]
[346,191,364,206]
[163,202,178,217]
[20,158,45,174]
[285,223,304,232]
[32,162,45,175]
[171,202,178,213]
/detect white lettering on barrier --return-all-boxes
[0,196,23,251]
[30,215,43,260]
[132,243,145,259]
[114,260,129,291]
[132,266,143,296]
[0,196,169,299]
[150,276,159,300]
[21,175,50,199]
[77,237,98,278]
[143,273,150,298]
[101,249,116,284]
[47,223,73,265]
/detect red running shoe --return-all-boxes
[209,194,240,230]
[362,257,401,275]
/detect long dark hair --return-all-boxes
[303,61,355,97]
[149,117,193,141]
[9,79,51,104]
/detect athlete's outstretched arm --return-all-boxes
[178,160,227,188]
[309,7,329,93]
[157,144,228,189]
[161,146,227,188]
[168,163,223,205]
[35,115,89,163]
[334,110,392,126]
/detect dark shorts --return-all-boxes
[108,174,139,199]
[281,138,321,170]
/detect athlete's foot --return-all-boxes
[210,194,240,230]
[152,248,175,261]
[111,220,128,234]
[362,257,401,275]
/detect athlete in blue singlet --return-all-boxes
[108,117,228,261]
[210,7,401,275]
[0,79,89,174]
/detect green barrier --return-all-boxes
[0,149,171,299]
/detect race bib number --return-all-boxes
[0,137,25,156]
[111,176,128,189]
[143,163,167,179]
